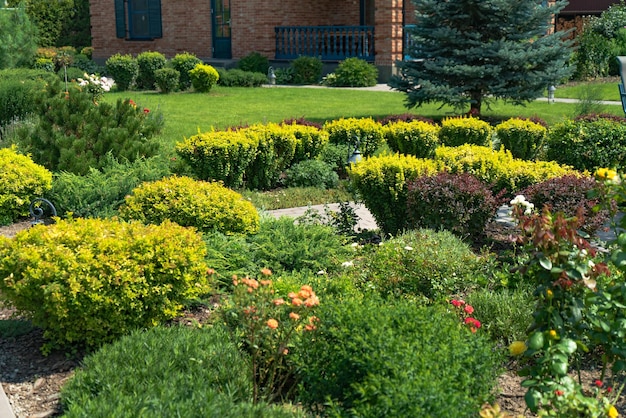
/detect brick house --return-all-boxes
[89,0,620,82]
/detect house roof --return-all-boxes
[560,0,621,15]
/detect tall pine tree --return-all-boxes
[390,0,573,115]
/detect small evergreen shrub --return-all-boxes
[0,74,40,129]
[439,116,492,147]
[295,297,500,417]
[0,147,52,225]
[237,51,270,74]
[546,117,626,171]
[332,57,378,87]
[323,117,386,158]
[70,53,104,75]
[348,153,440,234]
[495,117,547,160]
[105,53,138,91]
[170,52,202,90]
[190,63,219,92]
[136,51,167,90]
[154,67,180,93]
[217,68,268,87]
[0,218,211,353]
[519,175,611,235]
[384,119,440,158]
[283,159,339,189]
[406,172,499,240]
[318,143,352,176]
[291,56,323,84]
[120,176,260,235]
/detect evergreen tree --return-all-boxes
[0,4,38,69]
[390,0,573,115]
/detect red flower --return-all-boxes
[464,305,474,315]
[555,390,564,396]
[607,386,613,393]
[595,380,603,388]
[451,299,465,308]
[143,108,150,114]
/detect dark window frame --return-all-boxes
[115,0,162,40]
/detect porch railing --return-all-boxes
[275,26,375,61]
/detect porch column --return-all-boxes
[374,0,404,82]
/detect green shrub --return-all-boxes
[203,232,259,284]
[34,57,54,72]
[353,229,486,301]
[384,119,440,158]
[318,143,352,176]
[495,117,547,160]
[283,160,339,189]
[46,156,170,218]
[136,51,167,90]
[70,53,104,75]
[332,57,378,87]
[237,51,270,74]
[0,147,53,225]
[348,153,440,234]
[0,4,37,69]
[323,117,386,158]
[154,67,180,93]
[176,129,258,188]
[104,53,138,91]
[61,325,305,417]
[190,63,219,93]
[282,123,329,163]
[406,172,499,241]
[295,296,500,417]
[274,67,294,84]
[0,218,211,353]
[0,73,42,129]
[120,176,260,235]
[60,66,85,83]
[15,81,163,175]
[217,68,268,87]
[170,52,202,90]
[546,117,626,171]
[439,116,493,147]
[291,56,323,84]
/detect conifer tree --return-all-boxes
[390,0,573,115]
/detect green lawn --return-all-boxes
[555,77,622,101]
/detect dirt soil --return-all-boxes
[0,220,623,417]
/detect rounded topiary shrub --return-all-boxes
[439,116,492,147]
[119,176,260,235]
[332,57,378,87]
[237,51,270,74]
[0,147,52,225]
[291,55,323,84]
[190,63,220,93]
[154,67,180,93]
[105,53,138,91]
[170,52,202,90]
[0,218,211,353]
[384,119,440,158]
[406,171,499,240]
[136,51,167,90]
[283,159,339,189]
[295,296,500,417]
[323,117,386,158]
[495,117,547,160]
[61,325,304,417]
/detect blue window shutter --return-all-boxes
[148,0,162,39]
[115,0,126,38]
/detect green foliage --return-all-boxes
[61,325,305,417]
[406,172,499,241]
[439,116,492,147]
[323,117,386,158]
[136,51,167,90]
[34,57,54,72]
[348,153,439,234]
[8,0,72,47]
[0,218,211,353]
[190,63,219,93]
[240,185,353,211]
[170,52,201,90]
[291,56,323,85]
[390,0,573,114]
[294,296,501,417]
[332,57,378,87]
[0,147,52,225]
[274,67,294,84]
[0,4,38,69]
[318,143,351,176]
[217,68,268,87]
[119,175,260,235]
[46,156,170,218]
[105,53,138,91]
[282,122,329,164]
[237,51,270,75]
[573,29,613,79]
[155,67,180,93]
[384,119,440,158]
[495,117,547,160]
[283,160,339,189]
[0,70,49,129]
[546,117,626,171]
[15,81,163,175]
[0,319,35,339]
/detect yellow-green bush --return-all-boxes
[439,117,492,147]
[0,218,211,353]
[495,118,547,160]
[348,154,440,234]
[0,147,52,225]
[175,130,258,188]
[283,123,329,163]
[323,117,386,157]
[384,120,440,158]
[434,145,578,195]
[119,176,260,235]
[189,63,219,93]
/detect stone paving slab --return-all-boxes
[0,384,16,418]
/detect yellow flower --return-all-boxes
[508,341,527,356]
[608,405,619,418]
[546,289,553,299]
[549,329,558,339]
[595,168,618,181]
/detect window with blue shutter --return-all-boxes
[114,0,162,40]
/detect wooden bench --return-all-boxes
[616,56,626,114]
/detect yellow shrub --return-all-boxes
[439,117,492,147]
[384,120,440,158]
[323,117,386,157]
[495,118,547,160]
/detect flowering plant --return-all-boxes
[77,73,115,102]
[450,299,481,333]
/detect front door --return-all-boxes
[211,0,231,58]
